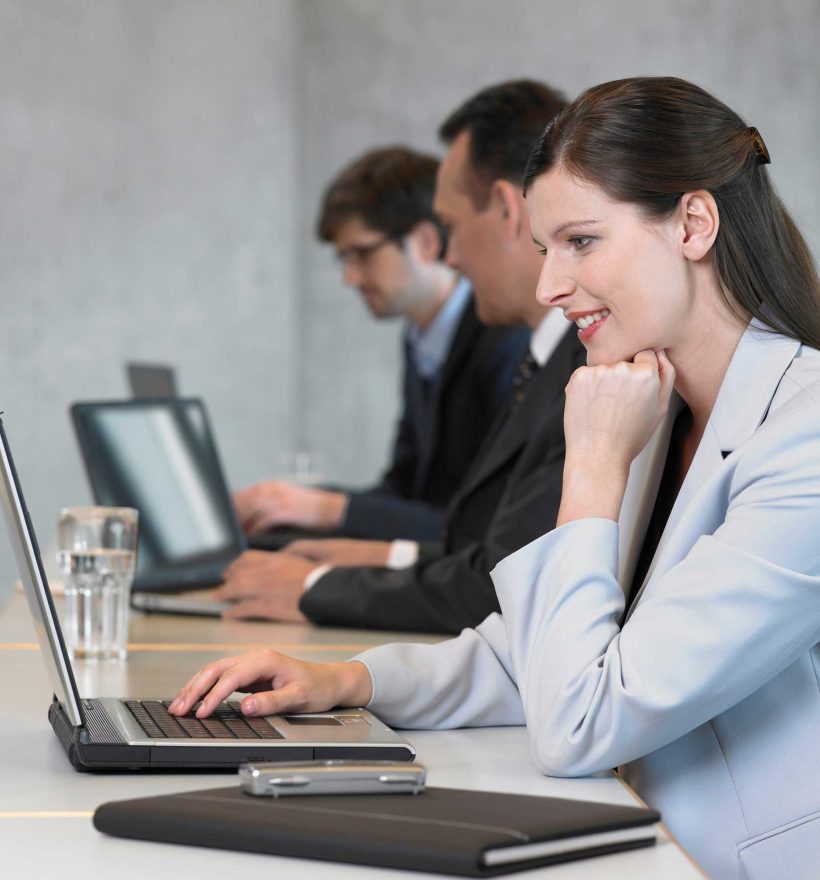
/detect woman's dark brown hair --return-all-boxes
[523,76,820,349]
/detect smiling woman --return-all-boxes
[490,78,820,878]
[169,78,820,880]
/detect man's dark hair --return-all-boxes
[438,79,567,207]
[317,146,447,247]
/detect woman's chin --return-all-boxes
[586,345,646,368]
[586,351,621,367]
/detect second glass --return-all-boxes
[57,506,139,661]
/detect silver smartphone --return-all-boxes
[239,759,426,797]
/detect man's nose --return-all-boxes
[343,261,363,287]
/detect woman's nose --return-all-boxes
[535,256,575,307]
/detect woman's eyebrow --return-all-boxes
[552,218,600,236]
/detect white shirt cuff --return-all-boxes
[387,540,419,569]
[303,563,333,591]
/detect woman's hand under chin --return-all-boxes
[557,349,676,526]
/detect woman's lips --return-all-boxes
[576,311,609,342]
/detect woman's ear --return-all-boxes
[488,179,523,241]
[406,219,444,263]
[680,190,720,261]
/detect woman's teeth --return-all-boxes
[575,309,610,329]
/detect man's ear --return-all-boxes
[487,179,523,241]
[406,220,444,264]
[679,190,719,261]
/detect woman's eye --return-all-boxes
[536,247,548,256]
[570,236,594,250]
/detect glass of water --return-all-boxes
[57,506,139,661]
[278,451,325,486]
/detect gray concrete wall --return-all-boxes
[1,0,818,603]
[0,0,300,598]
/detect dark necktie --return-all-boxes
[509,350,538,409]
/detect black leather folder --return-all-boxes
[93,785,660,876]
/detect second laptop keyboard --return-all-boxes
[124,699,285,740]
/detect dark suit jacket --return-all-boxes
[341,295,529,541]
[300,327,587,633]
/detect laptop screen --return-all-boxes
[0,419,85,727]
[126,362,178,399]
[71,399,245,583]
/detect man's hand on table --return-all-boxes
[213,550,316,622]
[233,480,348,534]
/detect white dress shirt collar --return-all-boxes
[530,307,572,367]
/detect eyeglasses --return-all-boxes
[336,236,396,267]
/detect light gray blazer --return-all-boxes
[359,324,820,880]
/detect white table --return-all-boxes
[0,591,703,878]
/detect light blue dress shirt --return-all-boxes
[404,276,471,382]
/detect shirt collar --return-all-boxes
[530,307,573,366]
[405,276,471,380]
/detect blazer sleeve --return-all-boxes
[299,437,566,633]
[491,404,820,778]
[355,613,526,729]
[342,492,445,541]
[298,542,500,633]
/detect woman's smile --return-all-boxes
[566,308,611,342]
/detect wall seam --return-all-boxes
[292,0,310,452]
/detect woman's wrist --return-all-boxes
[334,660,374,707]
[557,460,629,526]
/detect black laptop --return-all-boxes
[0,417,415,771]
[126,362,177,399]
[71,398,244,595]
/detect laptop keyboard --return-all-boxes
[123,700,284,740]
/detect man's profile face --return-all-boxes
[434,131,508,325]
[332,216,421,319]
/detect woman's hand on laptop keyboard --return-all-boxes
[167,650,374,719]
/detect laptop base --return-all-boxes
[49,698,415,772]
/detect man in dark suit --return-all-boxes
[216,81,583,632]
[235,147,527,543]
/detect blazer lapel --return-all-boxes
[434,295,480,393]
[624,324,801,617]
[410,294,479,495]
[451,328,583,507]
[706,323,800,456]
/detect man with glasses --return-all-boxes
[235,146,528,543]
